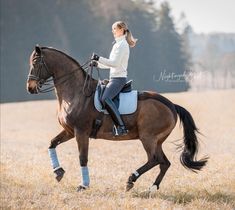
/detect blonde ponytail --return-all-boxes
[125,29,138,48]
[114,21,138,48]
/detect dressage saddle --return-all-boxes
[97,80,133,109]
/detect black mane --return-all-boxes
[41,46,83,68]
[41,46,98,84]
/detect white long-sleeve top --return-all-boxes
[97,35,129,78]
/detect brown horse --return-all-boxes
[27,46,208,192]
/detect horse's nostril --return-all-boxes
[27,88,33,94]
[27,86,37,94]
[27,86,31,91]
[27,80,38,94]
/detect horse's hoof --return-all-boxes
[77,185,88,192]
[148,185,158,197]
[149,185,158,192]
[126,182,134,192]
[54,167,65,182]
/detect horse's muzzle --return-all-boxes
[27,80,38,94]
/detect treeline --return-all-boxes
[188,32,235,90]
[1,0,190,102]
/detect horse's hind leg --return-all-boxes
[48,130,74,182]
[126,136,171,192]
[126,137,159,191]
[150,143,171,192]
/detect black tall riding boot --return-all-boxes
[104,98,128,136]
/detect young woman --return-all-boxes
[91,21,137,136]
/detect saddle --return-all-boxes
[91,79,138,138]
[97,79,133,109]
[94,80,138,115]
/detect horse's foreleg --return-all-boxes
[75,131,90,192]
[48,130,74,182]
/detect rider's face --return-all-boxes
[112,24,124,38]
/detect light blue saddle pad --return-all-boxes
[94,89,138,115]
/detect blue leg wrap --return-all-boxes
[81,166,90,187]
[48,148,60,169]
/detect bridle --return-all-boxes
[27,51,99,96]
[28,54,55,93]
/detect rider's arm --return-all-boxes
[97,62,109,69]
[98,42,127,68]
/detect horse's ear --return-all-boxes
[35,45,41,55]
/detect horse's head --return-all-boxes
[27,46,53,94]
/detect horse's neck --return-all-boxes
[45,49,96,109]
[48,53,85,105]
[54,68,85,104]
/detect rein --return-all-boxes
[28,53,99,96]
[82,62,95,97]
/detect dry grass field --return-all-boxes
[1,89,235,210]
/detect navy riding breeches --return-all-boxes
[101,77,127,106]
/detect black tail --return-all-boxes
[174,104,208,172]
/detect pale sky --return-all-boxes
[157,0,235,34]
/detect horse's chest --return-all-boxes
[58,111,69,125]
[57,107,75,133]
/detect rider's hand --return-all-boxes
[90,60,98,67]
[91,53,99,61]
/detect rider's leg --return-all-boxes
[101,78,128,136]
[104,98,128,136]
